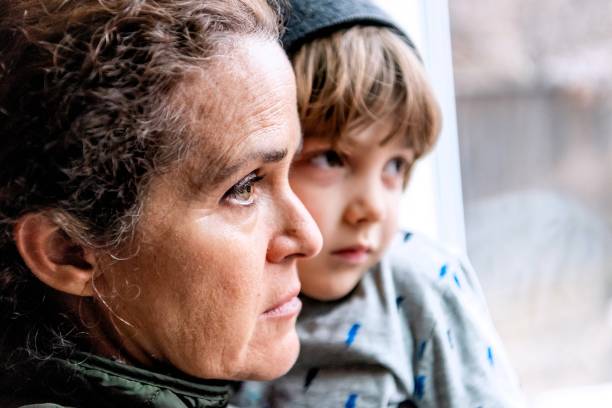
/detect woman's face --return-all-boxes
[94,38,322,381]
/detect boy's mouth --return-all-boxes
[330,245,371,264]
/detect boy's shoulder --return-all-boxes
[387,230,465,266]
[386,231,469,286]
[383,230,488,312]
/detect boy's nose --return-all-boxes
[343,183,385,226]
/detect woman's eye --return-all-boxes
[309,150,344,168]
[223,173,263,206]
[384,157,407,176]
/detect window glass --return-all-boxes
[450,0,612,404]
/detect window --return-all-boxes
[375,0,466,253]
[381,0,612,405]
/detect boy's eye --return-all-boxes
[384,157,407,176]
[309,150,344,168]
[223,172,263,206]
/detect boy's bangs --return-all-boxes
[293,25,441,158]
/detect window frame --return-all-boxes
[375,0,467,252]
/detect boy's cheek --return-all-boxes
[382,204,402,246]
[290,165,344,188]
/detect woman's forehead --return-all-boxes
[180,39,293,131]
[165,39,298,190]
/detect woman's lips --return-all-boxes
[331,245,371,264]
[261,291,302,319]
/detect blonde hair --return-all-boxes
[292,25,441,159]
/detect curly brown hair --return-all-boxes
[0,0,282,362]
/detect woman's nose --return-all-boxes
[266,187,323,264]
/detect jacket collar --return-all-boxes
[67,352,233,403]
[1,351,233,407]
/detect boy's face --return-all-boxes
[290,121,414,301]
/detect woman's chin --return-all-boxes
[238,328,301,381]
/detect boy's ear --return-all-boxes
[13,213,98,297]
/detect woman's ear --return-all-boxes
[13,213,98,296]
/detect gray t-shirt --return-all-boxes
[236,232,525,407]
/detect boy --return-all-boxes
[236,0,526,406]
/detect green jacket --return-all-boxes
[0,352,232,408]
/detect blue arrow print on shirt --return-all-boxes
[345,393,359,408]
[345,323,361,347]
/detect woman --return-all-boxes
[0,0,322,406]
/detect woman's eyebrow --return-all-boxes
[258,148,288,164]
[210,148,289,186]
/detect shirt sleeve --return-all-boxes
[392,237,526,408]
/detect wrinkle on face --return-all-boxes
[164,39,298,197]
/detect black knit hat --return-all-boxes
[281,0,417,57]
